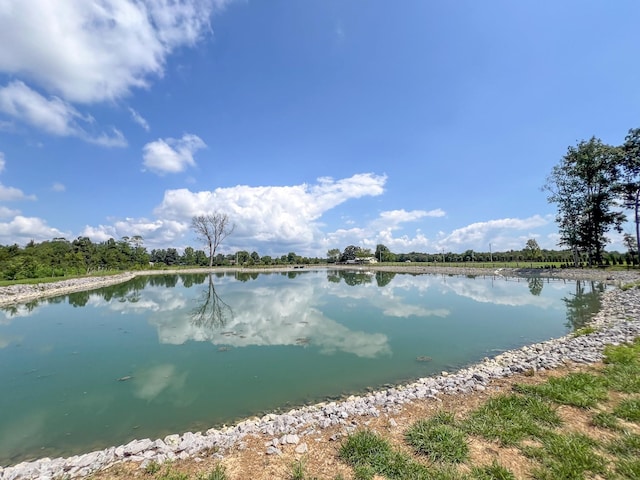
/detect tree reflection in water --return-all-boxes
[563,280,605,330]
[527,277,544,296]
[190,274,233,328]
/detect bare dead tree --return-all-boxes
[191,213,235,267]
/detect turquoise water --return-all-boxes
[0,270,603,465]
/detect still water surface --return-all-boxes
[0,269,604,464]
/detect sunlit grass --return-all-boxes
[522,432,607,480]
[464,394,561,446]
[405,412,469,463]
[513,372,609,408]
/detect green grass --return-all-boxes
[522,432,607,480]
[144,460,161,475]
[606,433,640,457]
[470,461,516,480]
[464,394,562,446]
[405,412,469,463]
[197,465,228,480]
[591,411,622,431]
[615,457,640,478]
[513,372,609,408]
[603,338,640,365]
[339,429,472,480]
[613,398,640,422]
[604,364,640,393]
[572,326,597,336]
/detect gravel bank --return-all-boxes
[1,268,639,479]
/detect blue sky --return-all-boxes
[1,0,639,257]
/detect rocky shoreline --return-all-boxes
[1,267,640,479]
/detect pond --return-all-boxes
[0,269,605,465]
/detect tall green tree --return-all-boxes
[374,244,395,262]
[619,127,640,258]
[544,137,624,265]
[523,239,541,261]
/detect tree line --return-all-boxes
[328,241,636,267]
[0,236,327,281]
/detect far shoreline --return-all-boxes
[1,264,637,309]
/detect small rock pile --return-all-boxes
[2,282,640,480]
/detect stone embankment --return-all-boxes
[0,273,137,307]
[1,269,640,479]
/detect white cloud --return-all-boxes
[0,81,126,146]
[0,0,231,104]
[0,216,69,245]
[79,173,386,252]
[51,182,66,192]
[129,107,150,131]
[434,215,550,252]
[152,173,387,248]
[76,172,556,256]
[0,184,36,202]
[0,206,20,218]
[0,152,4,172]
[81,217,189,247]
[142,134,206,175]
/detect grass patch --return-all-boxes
[405,411,469,463]
[613,398,640,422]
[339,429,469,480]
[470,461,516,480]
[603,338,640,365]
[464,394,561,446]
[615,457,640,478]
[512,372,608,408]
[144,460,161,475]
[604,364,640,393]
[606,433,640,457]
[522,432,607,480]
[573,326,596,336]
[197,464,228,480]
[591,411,622,431]
[601,340,640,393]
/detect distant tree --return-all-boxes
[191,213,235,267]
[623,233,637,263]
[544,137,624,265]
[286,252,300,264]
[340,245,360,262]
[327,248,341,262]
[356,248,372,260]
[250,251,260,264]
[236,250,250,265]
[182,246,196,265]
[374,244,394,262]
[523,239,541,261]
